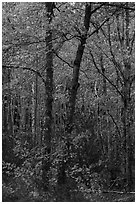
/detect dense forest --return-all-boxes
[2,2,135,202]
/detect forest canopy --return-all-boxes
[2,2,135,202]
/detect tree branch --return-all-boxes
[89,51,123,98]
[107,23,125,80]
[54,51,90,80]
[91,2,135,11]
[88,9,118,38]
[105,2,135,11]
[106,108,122,139]
[3,65,46,85]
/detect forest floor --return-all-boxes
[3,191,135,202]
[88,192,135,202]
[3,179,135,202]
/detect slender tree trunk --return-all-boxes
[34,73,38,146]
[58,3,92,188]
[66,3,92,133]
[13,97,20,133]
[42,2,54,191]
[7,68,14,136]
[100,54,107,95]
[44,4,54,153]
[122,71,133,191]
[31,81,35,146]
[121,3,133,191]
[3,96,8,133]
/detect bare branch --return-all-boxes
[54,51,73,68]
[107,23,125,80]
[105,2,135,11]
[89,51,123,98]
[3,65,46,85]
[91,2,135,11]
[54,51,90,80]
[88,8,118,39]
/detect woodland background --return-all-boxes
[2,2,135,202]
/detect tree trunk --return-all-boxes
[31,81,35,145]
[100,54,107,95]
[66,3,92,134]
[42,2,54,191]
[44,3,54,152]
[34,73,38,146]
[121,3,133,191]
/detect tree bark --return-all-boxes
[44,6,54,153]
[66,3,92,133]
[121,3,133,191]
[42,2,54,191]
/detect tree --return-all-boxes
[41,2,55,190]
[88,2,134,191]
[66,3,92,133]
